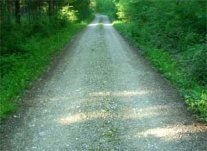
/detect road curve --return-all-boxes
[0,15,207,151]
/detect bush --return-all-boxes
[185,89,207,121]
[31,16,53,37]
[0,55,17,77]
[0,23,25,55]
[190,47,207,86]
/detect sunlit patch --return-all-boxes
[123,105,179,120]
[88,23,98,27]
[103,23,112,26]
[60,6,77,21]
[88,23,112,27]
[123,107,161,120]
[57,111,110,125]
[43,96,87,103]
[136,125,207,140]
[48,96,71,101]
[89,90,155,97]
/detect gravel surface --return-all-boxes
[0,15,207,151]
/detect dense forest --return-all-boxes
[0,0,95,118]
[96,0,207,120]
[0,0,206,121]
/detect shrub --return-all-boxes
[31,16,52,37]
[190,46,207,86]
[0,23,25,55]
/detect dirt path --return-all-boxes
[1,15,207,151]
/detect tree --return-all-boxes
[48,0,53,16]
[15,0,21,24]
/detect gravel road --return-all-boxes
[1,15,207,151]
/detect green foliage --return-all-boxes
[0,0,94,53]
[185,89,207,121]
[182,46,207,86]
[95,0,116,20]
[0,23,25,55]
[114,0,206,52]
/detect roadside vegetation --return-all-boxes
[0,0,94,118]
[97,0,207,121]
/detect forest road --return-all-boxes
[0,15,207,151]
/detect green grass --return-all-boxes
[113,21,207,121]
[0,23,87,119]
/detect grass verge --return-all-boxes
[0,23,87,119]
[113,21,207,122]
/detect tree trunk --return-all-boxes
[15,0,20,24]
[48,0,52,16]
[0,0,5,24]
